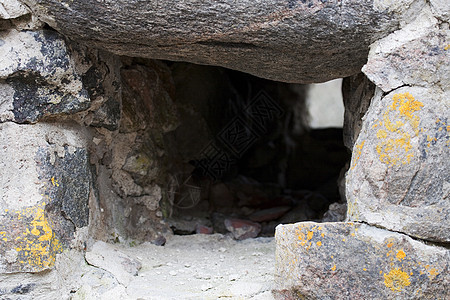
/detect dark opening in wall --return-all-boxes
[160,62,350,239]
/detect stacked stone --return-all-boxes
[0,1,172,297]
[0,0,448,298]
[275,1,450,298]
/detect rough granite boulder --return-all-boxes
[346,7,450,243]
[346,86,450,242]
[274,222,450,299]
[19,0,419,83]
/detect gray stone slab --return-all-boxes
[21,0,408,83]
[274,222,450,299]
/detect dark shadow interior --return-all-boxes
[161,62,350,237]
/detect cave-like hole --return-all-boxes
[159,62,350,239]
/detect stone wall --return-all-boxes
[0,0,448,298]
[275,2,450,299]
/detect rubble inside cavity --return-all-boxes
[0,0,448,298]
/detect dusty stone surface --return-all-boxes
[274,222,450,299]
[21,0,408,83]
[0,29,90,123]
[85,241,142,286]
[0,234,276,299]
[0,122,91,272]
[0,250,88,299]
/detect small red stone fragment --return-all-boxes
[224,218,261,240]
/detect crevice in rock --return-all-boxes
[355,220,450,250]
[380,83,413,97]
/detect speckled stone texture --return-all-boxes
[0,29,90,123]
[346,7,450,243]
[346,86,450,243]
[274,222,450,299]
[0,122,91,273]
[20,0,408,83]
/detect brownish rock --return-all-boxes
[224,218,261,240]
[248,206,291,223]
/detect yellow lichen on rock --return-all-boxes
[384,268,411,292]
[350,140,365,170]
[396,249,406,261]
[8,203,62,271]
[375,92,423,166]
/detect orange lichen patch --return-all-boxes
[387,241,394,248]
[363,268,367,271]
[395,93,423,121]
[331,265,336,271]
[351,140,365,170]
[445,44,450,51]
[396,250,406,261]
[321,233,324,238]
[424,265,440,280]
[376,93,423,166]
[295,226,324,250]
[384,268,411,292]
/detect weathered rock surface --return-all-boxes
[0,0,29,19]
[346,86,450,242]
[86,60,176,244]
[0,29,90,123]
[362,8,450,92]
[342,72,376,150]
[21,0,410,83]
[225,218,262,240]
[0,122,91,272]
[0,250,91,299]
[85,241,142,286]
[274,222,450,299]
[347,7,450,243]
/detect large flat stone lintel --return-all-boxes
[21,0,406,83]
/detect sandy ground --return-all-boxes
[76,234,276,300]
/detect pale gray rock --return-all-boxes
[21,0,406,83]
[0,0,29,19]
[429,0,450,20]
[346,86,450,242]
[85,241,142,286]
[362,9,450,92]
[274,222,450,299]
